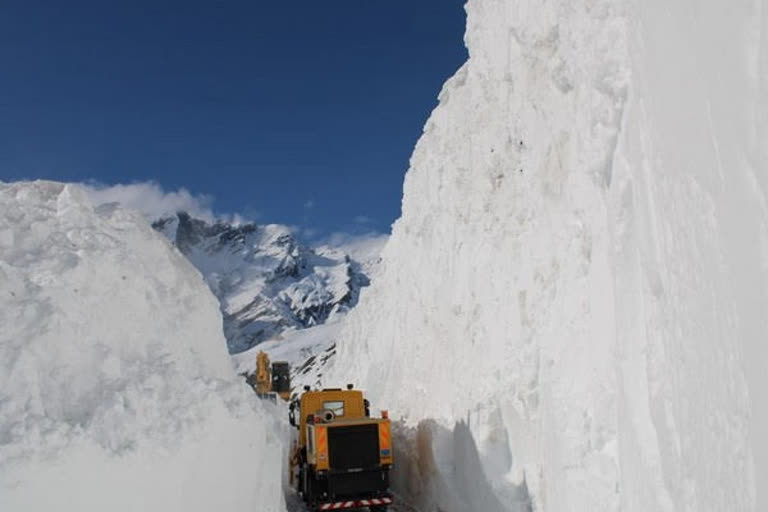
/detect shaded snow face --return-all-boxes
[152,212,370,353]
[332,0,766,511]
[0,182,286,512]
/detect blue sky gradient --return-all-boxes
[0,1,468,236]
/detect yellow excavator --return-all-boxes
[289,384,393,511]
[247,351,291,401]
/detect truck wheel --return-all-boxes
[297,469,304,498]
[300,466,310,504]
[304,468,315,508]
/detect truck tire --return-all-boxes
[297,469,304,498]
[301,466,310,504]
[303,467,316,509]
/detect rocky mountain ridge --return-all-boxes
[153,212,370,353]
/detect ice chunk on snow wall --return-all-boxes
[332,0,768,511]
[0,182,286,512]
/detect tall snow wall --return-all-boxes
[0,182,286,512]
[332,1,768,511]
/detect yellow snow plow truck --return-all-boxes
[246,351,291,401]
[289,385,393,511]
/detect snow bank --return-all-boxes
[0,181,286,512]
[332,0,767,511]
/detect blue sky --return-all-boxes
[0,1,468,237]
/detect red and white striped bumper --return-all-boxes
[318,496,393,510]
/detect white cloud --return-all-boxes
[318,231,390,264]
[79,181,219,222]
[300,227,320,239]
[77,183,386,262]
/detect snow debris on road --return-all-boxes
[0,181,287,512]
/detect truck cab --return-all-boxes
[290,386,393,511]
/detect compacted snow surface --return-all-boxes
[331,1,768,511]
[0,182,287,512]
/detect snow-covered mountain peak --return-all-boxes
[153,212,370,354]
[154,212,306,280]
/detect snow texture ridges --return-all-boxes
[331,0,767,511]
[0,181,286,512]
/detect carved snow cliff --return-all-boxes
[0,182,286,512]
[331,1,768,511]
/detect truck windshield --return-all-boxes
[323,401,344,417]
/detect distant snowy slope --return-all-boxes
[233,320,344,396]
[331,1,766,511]
[320,232,389,278]
[0,182,286,512]
[152,212,370,354]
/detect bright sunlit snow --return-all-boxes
[2,1,766,511]
[330,0,768,511]
[0,182,287,512]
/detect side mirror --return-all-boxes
[288,400,298,427]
